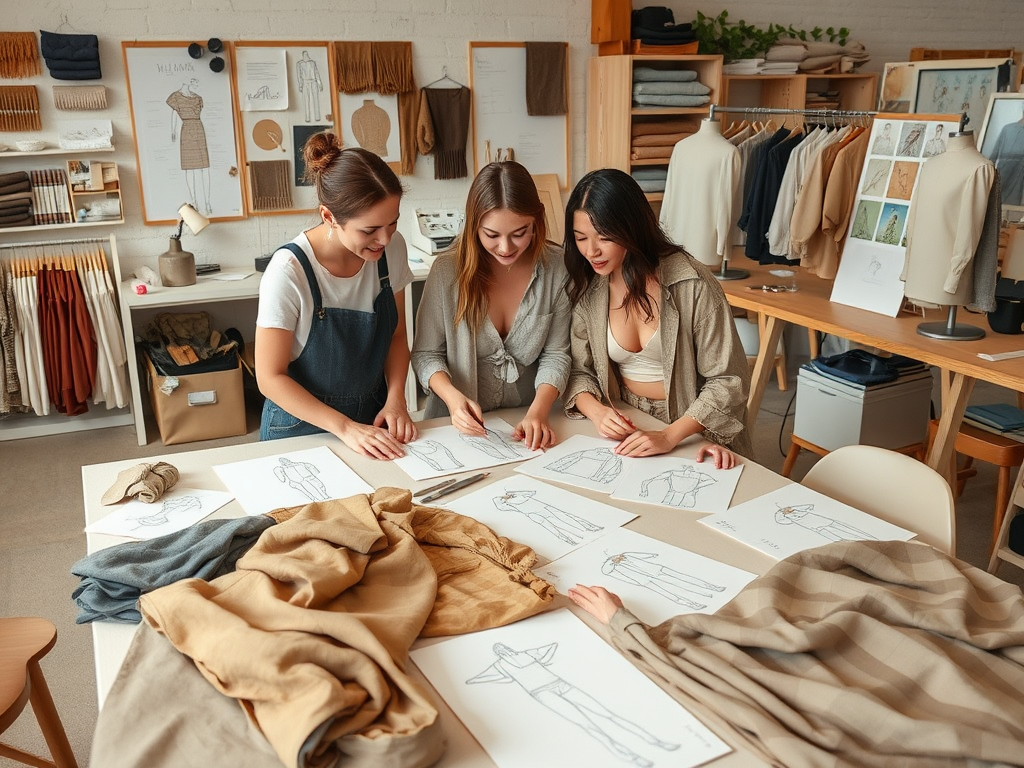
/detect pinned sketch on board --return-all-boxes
[515,434,638,494]
[393,418,540,481]
[540,527,756,625]
[611,456,743,512]
[410,609,730,768]
[213,446,372,515]
[441,475,637,563]
[85,487,234,539]
[699,484,914,559]
[235,46,288,111]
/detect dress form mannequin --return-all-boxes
[660,117,747,278]
[901,132,994,339]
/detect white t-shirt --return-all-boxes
[257,230,414,360]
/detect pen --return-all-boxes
[413,478,458,498]
[420,472,490,504]
[612,407,636,431]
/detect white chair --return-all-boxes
[800,444,956,556]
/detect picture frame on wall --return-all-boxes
[978,92,1024,214]
[122,41,246,225]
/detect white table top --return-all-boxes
[82,407,786,767]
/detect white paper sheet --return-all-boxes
[84,487,233,539]
[539,527,757,625]
[392,417,540,481]
[699,484,915,559]
[440,476,637,564]
[514,434,638,494]
[611,456,743,512]
[411,609,730,768]
[213,446,372,516]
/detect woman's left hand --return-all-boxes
[374,400,419,444]
[512,414,557,451]
[613,429,675,457]
[696,443,737,469]
[567,584,623,625]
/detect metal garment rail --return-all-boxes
[707,104,877,122]
[0,235,109,250]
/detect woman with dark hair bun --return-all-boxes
[411,161,570,449]
[562,168,752,466]
[256,132,417,458]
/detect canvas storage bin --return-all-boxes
[145,353,246,445]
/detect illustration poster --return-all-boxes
[393,417,541,481]
[699,484,914,560]
[213,446,372,516]
[411,609,731,768]
[441,475,637,564]
[539,527,757,625]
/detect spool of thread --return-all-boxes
[130,279,148,295]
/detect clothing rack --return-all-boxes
[708,104,877,123]
[0,235,108,250]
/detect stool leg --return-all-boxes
[993,466,1012,555]
[27,661,79,768]
[781,441,801,478]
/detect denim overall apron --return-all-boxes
[260,243,397,440]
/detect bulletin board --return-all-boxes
[122,41,246,225]
[231,41,339,216]
[469,42,570,189]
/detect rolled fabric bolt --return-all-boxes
[130,279,147,295]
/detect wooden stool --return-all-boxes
[927,418,1024,552]
[0,617,78,768]
[781,434,926,479]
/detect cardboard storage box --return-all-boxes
[145,353,247,445]
[793,366,933,452]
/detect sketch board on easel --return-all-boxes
[469,42,569,189]
[231,41,338,216]
[538,527,757,624]
[410,609,731,768]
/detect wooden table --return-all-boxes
[719,258,1024,479]
[82,407,786,768]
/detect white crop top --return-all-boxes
[607,326,663,383]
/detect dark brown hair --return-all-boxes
[303,132,403,223]
[453,161,548,329]
[563,168,678,322]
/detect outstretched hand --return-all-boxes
[567,584,624,625]
[695,443,737,469]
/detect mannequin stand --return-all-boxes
[716,256,749,281]
[917,305,985,341]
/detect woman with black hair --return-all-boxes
[562,168,752,466]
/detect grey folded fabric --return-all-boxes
[632,66,697,82]
[630,167,669,181]
[633,93,711,107]
[70,514,276,624]
[633,81,710,96]
[635,178,667,193]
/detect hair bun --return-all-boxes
[303,132,342,178]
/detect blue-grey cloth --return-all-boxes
[71,515,276,624]
[632,66,697,82]
[633,93,711,107]
[631,168,668,181]
[632,81,710,96]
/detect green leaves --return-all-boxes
[690,10,853,62]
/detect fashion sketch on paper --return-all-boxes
[602,552,725,610]
[773,503,876,542]
[167,78,212,214]
[408,440,464,472]
[460,428,524,460]
[872,123,895,156]
[131,494,202,530]
[923,124,947,158]
[639,465,716,509]
[296,50,323,122]
[493,490,603,545]
[273,456,329,501]
[897,123,925,158]
[546,447,622,485]
[467,642,680,767]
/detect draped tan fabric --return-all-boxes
[372,41,414,96]
[333,41,374,94]
[606,540,1024,768]
[126,488,552,768]
[0,32,41,79]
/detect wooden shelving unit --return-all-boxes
[720,72,879,114]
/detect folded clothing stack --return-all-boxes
[0,170,33,228]
[631,167,669,193]
[632,65,711,108]
[764,37,870,73]
[630,6,697,47]
[629,117,695,161]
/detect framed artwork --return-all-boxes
[231,41,338,216]
[978,92,1024,212]
[122,42,245,225]
[831,112,960,317]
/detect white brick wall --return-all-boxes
[3,0,1021,275]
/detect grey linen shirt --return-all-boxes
[411,244,571,419]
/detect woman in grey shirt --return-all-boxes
[412,162,571,449]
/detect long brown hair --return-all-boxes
[453,161,548,329]
[303,132,403,223]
